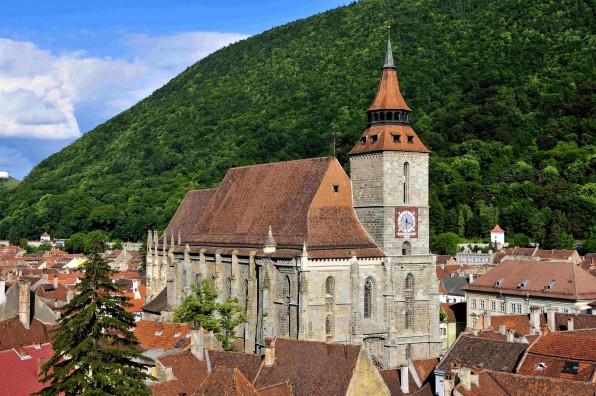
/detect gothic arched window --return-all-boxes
[326,315,333,337]
[403,162,410,204]
[405,310,412,329]
[283,276,291,299]
[402,241,412,256]
[406,273,414,291]
[364,277,376,319]
[325,277,335,297]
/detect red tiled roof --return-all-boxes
[210,350,263,382]
[463,260,596,300]
[380,368,418,395]
[527,330,596,362]
[183,158,382,257]
[134,321,191,350]
[488,315,544,336]
[412,358,439,384]
[35,283,72,302]
[257,382,293,396]
[195,367,258,395]
[491,225,504,233]
[163,189,216,243]
[151,350,210,396]
[349,124,430,155]
[0,343,54,395]
[253,338,362,396]
[457,369,596,396]
[517,354,596,382]
[0,317,55,352]
[368,68,411,112]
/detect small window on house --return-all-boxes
[371,134,379,143]
[333,185,339,193]
[392,134,401,142]
[407,135,414,143]
[536,362,547,370]
[360,137,367,144]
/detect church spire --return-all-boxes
[383,27,395,69]
[349,32,429,156]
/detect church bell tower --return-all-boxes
[349,35,430,256]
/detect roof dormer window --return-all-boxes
[517,280,529,289]
[360,137,367,144]
[392,134,400,142]
[371,134,379,143]
[544,280,555,290]
[494,278,504,286]
[333,185,339,193]
[407,135,414,143]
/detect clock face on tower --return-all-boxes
[395,207,418,238]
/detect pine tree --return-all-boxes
[36,239,152,396]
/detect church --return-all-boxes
[143,37,442,369]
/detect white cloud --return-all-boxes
[0,31,248,140]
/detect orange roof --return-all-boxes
[367,68,411,112]
[349,124,430,155]
[133,321,192,350]
[491,224,504,233]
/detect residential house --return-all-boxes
[463,260,596,328]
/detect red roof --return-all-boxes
[0,343,54,395]
[134,321,191,350]
[368,68,411,112]
[491,225,504,233]
[349,124,430,155]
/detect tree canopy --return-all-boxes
[0,0,593,250]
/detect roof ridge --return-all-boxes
[484,371,513,396]
[228,156,334,171]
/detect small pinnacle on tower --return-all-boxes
[384,25,395,69]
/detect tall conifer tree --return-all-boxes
[36,238,152,395]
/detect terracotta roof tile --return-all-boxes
[412,358,439,384]
[379,368,417,395]
[134,321,191,350]
[210,350,263,382]
[195,367,258,395]
[491,225,504,233]
[253,338,362,396]
[0,343,54,395]
[151,350,209,396]
[464,260,596,300]
[184,158,381,255]
[256,382,293,396]
[461,369,596,395]
[517,354,596,382]
[349,124,430,155]
[368,68,411,112]
[436,335,528,372]
[164,189,216,243]
[0,317,55,351]
[527,330,596,361]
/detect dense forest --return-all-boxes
[0,0,594,250]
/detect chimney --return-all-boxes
[567,317,574,332]
[499,324,506,335]
[19,280,31,329]
[443,372,454,396]
[530,305,541,331]
[0,279,5,305]
[483,311,491,329]
[400,365,409,394]
[541,323,549,335]
[190,326,204,361]
[468,273,474,283]
[66,290,74,303]
[506,329,514,343]
[264,337,276,367]
[37,356,47,377]
[53,275,58,288]
[547,307,556,332]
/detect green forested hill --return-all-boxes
[0,0,594,249]
[0,178,20,191]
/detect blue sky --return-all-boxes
[0,0,348,179]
